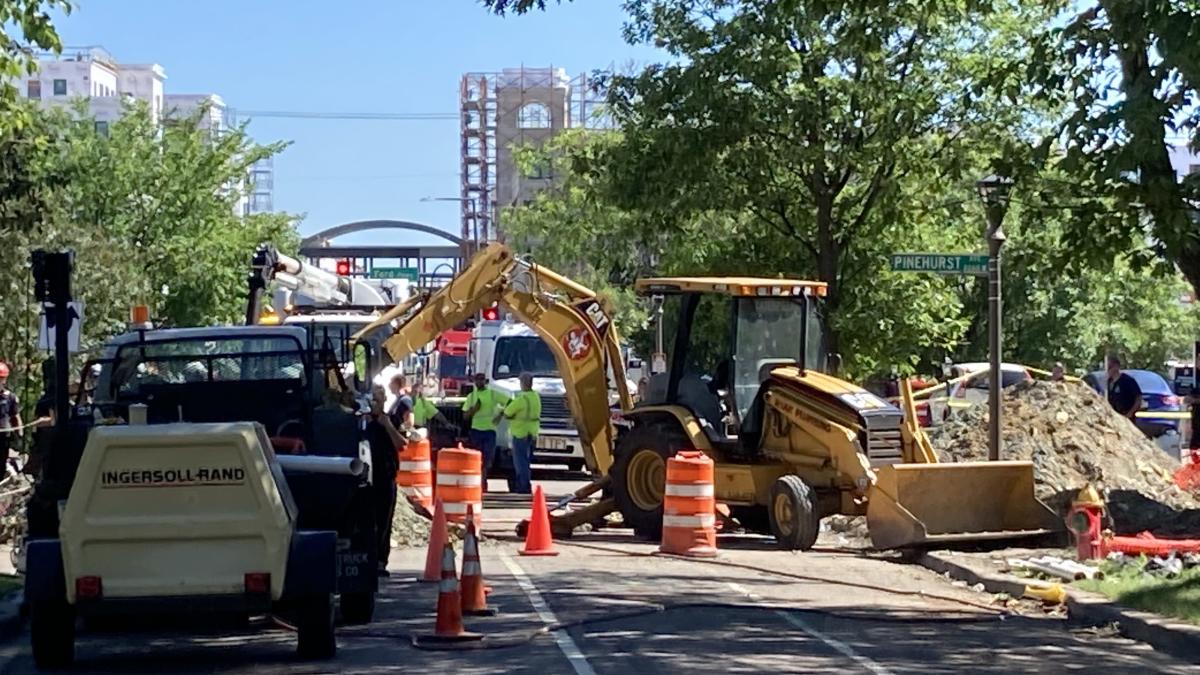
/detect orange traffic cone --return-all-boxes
[520,485,559,556]
[414,542,482,645]
[422,497,450,582]
[460,504,496,616]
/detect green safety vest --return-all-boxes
[413,397,439,426]
[503,390,542,440]
[462,388,507,431]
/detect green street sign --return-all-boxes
[369,267,419,281]
[890,253,989,276]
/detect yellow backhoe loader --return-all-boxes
[354,244,1061,550]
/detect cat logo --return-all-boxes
[574,300,610,337]
[562,327,592,361]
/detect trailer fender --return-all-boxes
[285,531,337,597]
[25,539,65,604]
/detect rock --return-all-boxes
[928,380,1200,536]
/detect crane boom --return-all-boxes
[247,244,352,325]
[351,243,632,474]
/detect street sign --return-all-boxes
[890,253,989,275]
[369,267,419,281]
[38,301,83,353]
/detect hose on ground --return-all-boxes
[554,539,1013,616]
[336,600,1023,651]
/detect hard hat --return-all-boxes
[0,362,9,377]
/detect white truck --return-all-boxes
[471,319,587,472]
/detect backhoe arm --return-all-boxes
[357,243,631,475]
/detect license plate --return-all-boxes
[539,436,569,451]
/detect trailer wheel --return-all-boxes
[769,475,820,551]
[296,593,336,659]
[339,591,375,625]
[611,424,688,540]
[31,600,74,670]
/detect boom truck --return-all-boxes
[354,243,1062,550]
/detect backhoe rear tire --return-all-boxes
[769,475,820,551]
[611,423,689,540]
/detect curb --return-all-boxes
[917,552,1200,664]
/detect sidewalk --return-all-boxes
[917,549,1200,664]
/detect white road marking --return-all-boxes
[727,582,894,675]
[501,551,597,675]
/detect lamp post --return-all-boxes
[976,174,1012,462]
[421,196,478,261]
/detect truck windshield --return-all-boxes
[439,354,468,378]
[493,336,558,379]
[105,336,306,398]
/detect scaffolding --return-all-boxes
[459,66,608,252]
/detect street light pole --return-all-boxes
[977,175,1012,462]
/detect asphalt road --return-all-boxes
[0,473,1194,674]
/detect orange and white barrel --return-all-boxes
[660,450,718,558]
[436,443,483,524]
[397,435,434,510]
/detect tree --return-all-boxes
[581,0,1053,368]
[0,1,71,130]
[481,0,567,14]
[1030,2,1200,297]
[0,100,297,415]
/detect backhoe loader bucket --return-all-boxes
[866,461,1062,550]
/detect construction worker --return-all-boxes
[462,372,508,487]
[387,373,414,429]
[497,372,540,494]
[412,387,448,429]
[1106,354,1143,421]
[0,363,23,461]
[367,385,404,576]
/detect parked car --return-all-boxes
[1083,369,1184,441]
[906,363,1032,427]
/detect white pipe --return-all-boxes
[277,455,366,477]
[1056,558,1105,580]
[1007,558,1083,582]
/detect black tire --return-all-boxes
[768,475,820,551]
[339,591,375,625]
[296,593,336,660]
[31,600,75,670]
[611,423,690,540]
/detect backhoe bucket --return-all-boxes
[866,461,1062,550]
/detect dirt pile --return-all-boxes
[929,380,1200,535]
[390,495,433,547]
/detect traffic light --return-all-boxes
[335,259,351,276]
[481,303,500,321]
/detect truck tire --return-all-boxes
[31,600,74,670]
[296,593,336,659]
[769,475,820,551]
[339,591,375,625]
[611,423,689,540]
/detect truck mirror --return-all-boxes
[352,343,371,393]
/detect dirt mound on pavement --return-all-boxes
[928,380,1200,536]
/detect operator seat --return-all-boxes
[643,371,725,444]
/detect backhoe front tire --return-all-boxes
[769,475,820,551]
[611,424,689,540]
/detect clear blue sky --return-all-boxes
[49,0,659,246]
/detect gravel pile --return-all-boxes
[929,380,1200,535]
[391,495,434,548]
[0,474,32,545]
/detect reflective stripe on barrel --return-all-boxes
[436,444,483,524]
[397,437,434,510]
[660,450,718,558]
